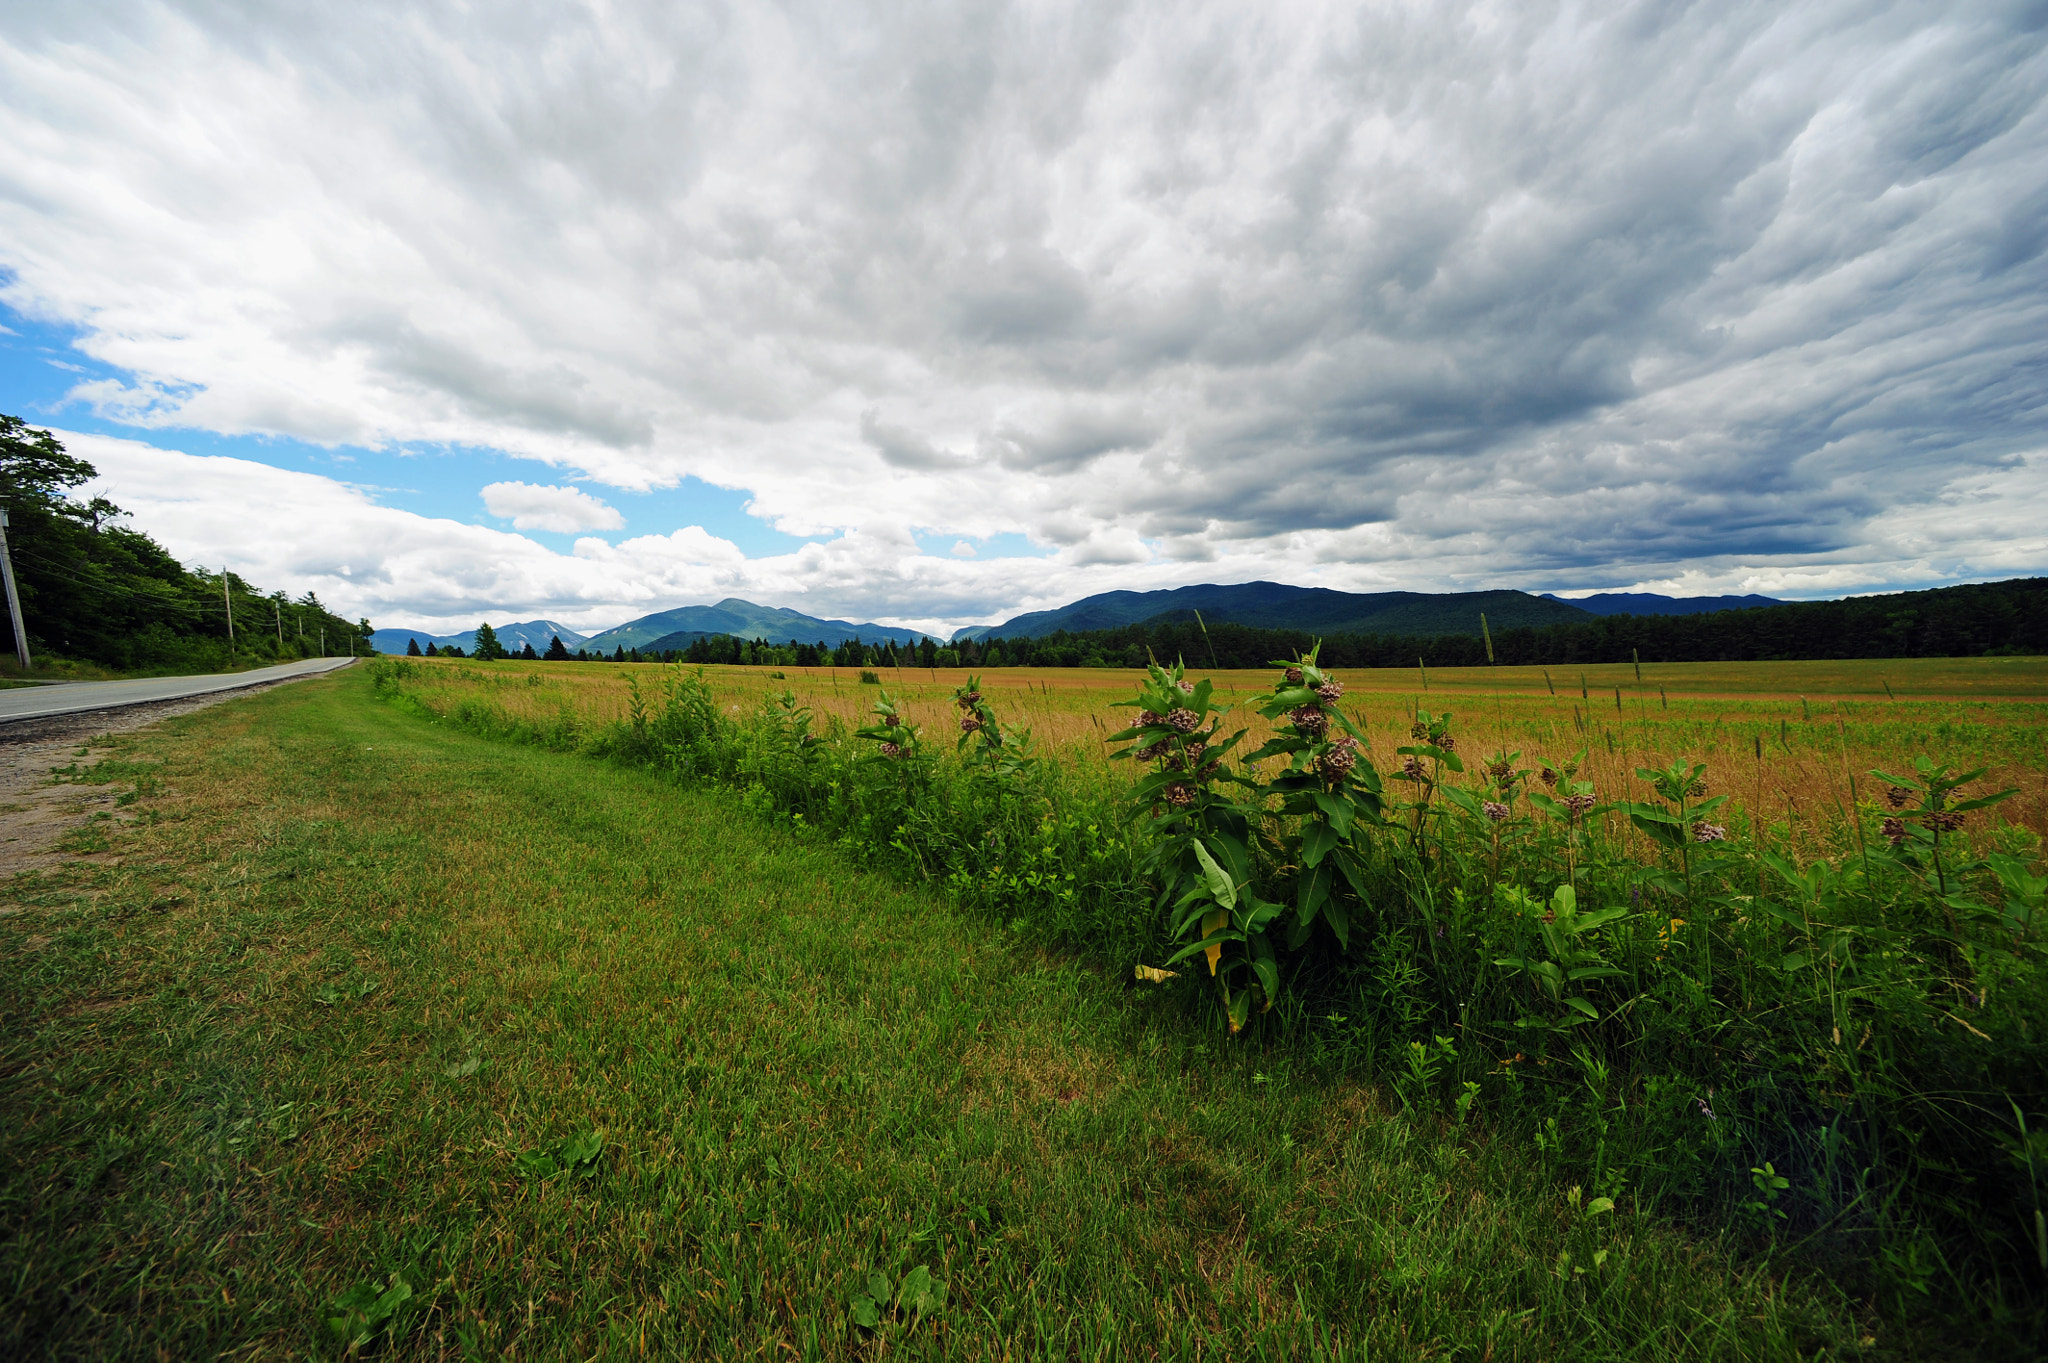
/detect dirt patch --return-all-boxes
[0,679,311,878]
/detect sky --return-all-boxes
[1,0,2045,638]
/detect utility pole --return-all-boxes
[275,599,283,648]
[0,510,30,671]
[222,567,234,661]
[319,627,326,657]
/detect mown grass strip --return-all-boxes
[1,671,1888,1358]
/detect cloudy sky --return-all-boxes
[2,0,2045,637]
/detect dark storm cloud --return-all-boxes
[2,0,2045,626]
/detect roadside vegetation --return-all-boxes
[360,651,2047,1353]
[3,653,2042,1356]
[0,415,370,678]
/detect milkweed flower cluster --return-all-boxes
[1107,659,1236,819]
[1692,822,1728,843]
[854,691,921,762]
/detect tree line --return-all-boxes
[441,576,2046,673]
[953,577,2048,669]
[0,415,372,673]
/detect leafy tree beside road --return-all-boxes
[0,413,370,674]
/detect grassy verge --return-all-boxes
[0,667,1916,1358]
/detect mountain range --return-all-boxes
[951,583,1591,641]
[370,585,1793,655]
[578,600,929,653]
[368,620,588,655]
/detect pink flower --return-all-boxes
[1483,801,1509,823]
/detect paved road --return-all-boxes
[0,657,357,724]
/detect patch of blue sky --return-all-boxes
[916,531,1047,560]
[0,301,809,558]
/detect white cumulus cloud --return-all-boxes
[480,481,625,534]
[0,1,2042,621]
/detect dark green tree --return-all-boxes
[544,635,570,660]
[474,623,507,660]
[406,637,422,656]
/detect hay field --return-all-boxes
[393,654,2048,843]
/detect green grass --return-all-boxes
[0,669,1910,1358]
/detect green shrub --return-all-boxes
[370,653,2047,1328]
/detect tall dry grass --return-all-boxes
[393,656,2048,847]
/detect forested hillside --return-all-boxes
[0,415,370,674]
[944,577,2048,669]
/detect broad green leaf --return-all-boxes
[1322,896,1351,951]
[1307,789,1352,830]
[1249,937,1280,1010]
[1296,863,1331,926]
[1950,788,2020,812]
[1191,840,1236,909]
[1301,820,1339,869]
[1564,996,1600,1019]
[1585,1197,1615,1216]
[898,1265,946,1316]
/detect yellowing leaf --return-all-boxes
[1134,964,1177,984]
[1201,909,1229,975]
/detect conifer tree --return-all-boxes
[406,637,422,656]
[544,635,570,661]
[474,623,507,660]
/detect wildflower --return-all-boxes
[1483,801,1509,823]
[1136,740,1169,761]
[1435,923,1445,938]
[1539,766,1558,787]
[1692,822,1728,843]
[1565,793,1596,819]
[1198,760,1222,780]
[1315,679,1344,704]
[879,741,902,758]
[1183,741,1207,764]
[1686,777,1707,797]
[883,713,899,727]
[1290,706,1329,738]
[1141,711,1166,728]
[1436,734,1457,752]
[1885,785,1913,809]
[960,715,982,733]
[1285,667,1304,685]
[1410,721,1428,739]
[1176,678,1195,695]
[1319,735,1359,777]
[1932,809,1965,832]
[1881,815,1906,847]
[1696,1096,1715,1121]
[956,690,981,709]
[1400,755,1426,782]
[1166,707,1201,733]
[1163,781,1194,807]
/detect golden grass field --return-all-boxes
[390,654,2048,845]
